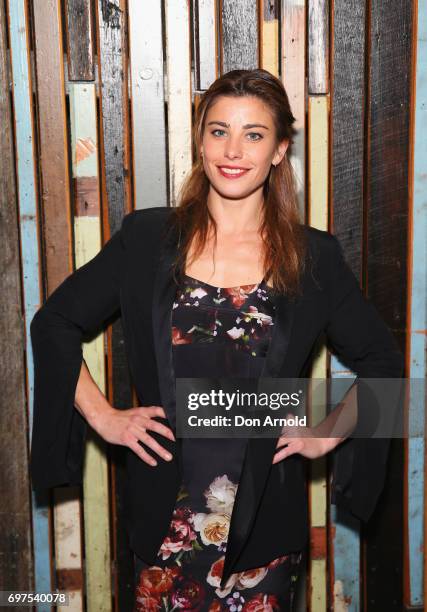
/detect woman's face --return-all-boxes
[200,95,288,201]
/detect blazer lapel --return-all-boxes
[220,293,297,588]
[151,231,179,435]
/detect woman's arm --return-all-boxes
[273,234,404,521]
[73,359,175,465]
[30,211,173,489]
[273,383,358,463]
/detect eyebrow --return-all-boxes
[207,120,270,130]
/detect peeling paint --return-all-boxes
[334,579,351,611]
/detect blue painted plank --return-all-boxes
[407,0,427,605]
[8,1,52,606]
[330,355,360,612]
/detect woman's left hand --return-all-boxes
[272,413,328,464]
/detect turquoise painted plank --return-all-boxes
[407,0,427,605]
[330,355,360,611]
[8,1,52,606]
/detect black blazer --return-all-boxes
[30,206,404,589]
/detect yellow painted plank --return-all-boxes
[261,2,279,77]
[308,96,329,230]
[311,559,328,610]
[70,83,112,612]
[308,93,329,611]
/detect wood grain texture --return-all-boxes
[165,0,192,206]
[330,3,367,607]
[7,0,52,605]
[261,0,279,77]
[281,0,306,220]
[33,0,73,292]
[221,0,258,73]
[70,82,112,612]
[281,5,307,605]
[65,0,94,81]
[128,0,168,208]
[96,0,129,233]
[364,1,412,610]
[329,361,360,612]
[406,0,426,607]
[96,2,134,609]
[308,95,329,612]
[308,0,329,94]
[33,2,84,609]
[0,0,33,596]
[331,0,365,276]
[194,0,217,90]
[53,490,83,611]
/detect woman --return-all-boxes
[30,70,404,611]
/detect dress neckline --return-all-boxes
[182,272,266,291]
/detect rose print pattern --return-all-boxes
[134,477,303,611]
[159,507,201,562]
[171,275,275,357]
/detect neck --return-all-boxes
[206,185,264,235]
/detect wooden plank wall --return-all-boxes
[0,1,423,610]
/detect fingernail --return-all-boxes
[164,453,172,460]
[151,460,157,466]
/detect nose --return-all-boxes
[224,134,243,160]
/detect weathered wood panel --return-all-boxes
[281,0,306,220]
[261,0,279,77]
[65,0,94,81]
[33,0,74,292]
[0,2,421,609]
[95,1,134,609]
[331,0,365,275]
[70,82,112,612]
[308,95,329,612]
[406,0,426,607]
[0,0,33,597]
[7,0,52,606]
[194,0,217,90]
[329,361,360,612]
[221,0,258,73]
[365,1,412,610]
[165,0,192,206]
[129,0,168,208]
[308,0,329,94]
[329,2,366,608]
[32,2,84,609]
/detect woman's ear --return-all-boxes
[272,139,289,166]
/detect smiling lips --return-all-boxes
[217,165,250,179]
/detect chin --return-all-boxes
[209,179,264,201]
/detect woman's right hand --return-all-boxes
[89,405,175,466]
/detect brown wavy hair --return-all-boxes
[167,68,307,298]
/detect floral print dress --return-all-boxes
[134,275,303,612]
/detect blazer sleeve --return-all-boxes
[324,235,404,522]
[29,211,136,490]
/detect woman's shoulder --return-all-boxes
[298,223,341,267]
[122,206,174,229]
[120,206,176,246]
[300,223,337,247]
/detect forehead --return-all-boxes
[204,95,275,126]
